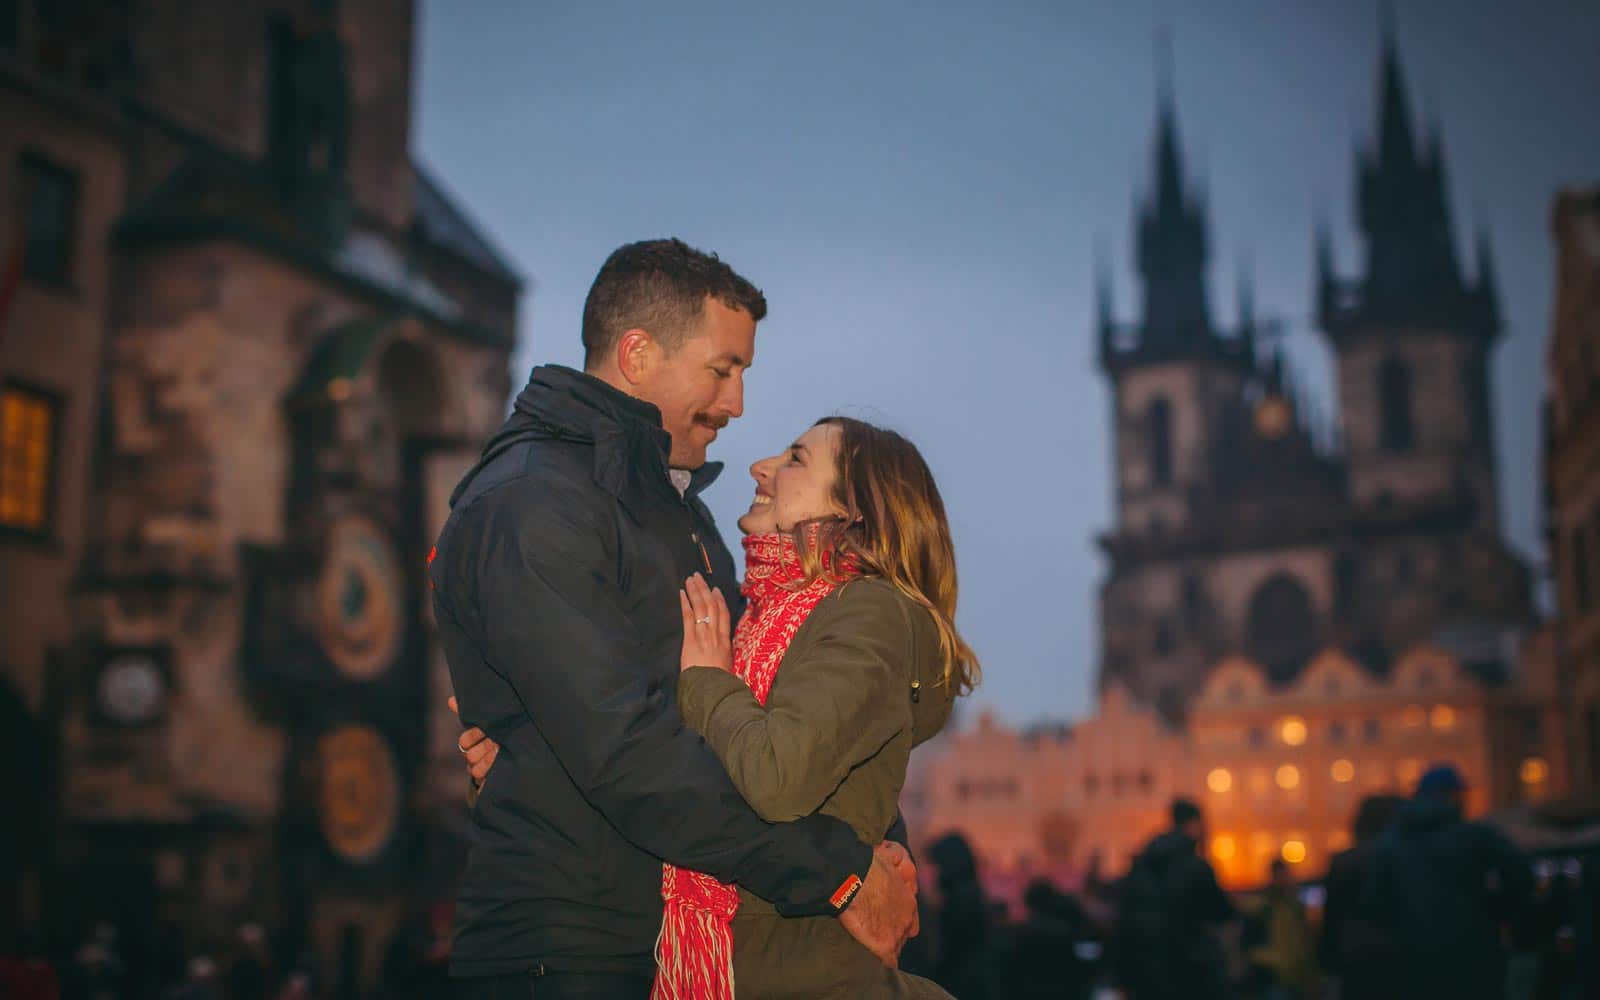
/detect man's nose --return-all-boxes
[722,372,745,419]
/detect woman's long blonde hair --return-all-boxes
[792,416,980,695]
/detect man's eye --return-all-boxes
[712,368,732,379]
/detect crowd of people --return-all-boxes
[5,761,1594,998]
[897,764,1593,1000]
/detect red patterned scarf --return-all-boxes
[652,529,859,1000]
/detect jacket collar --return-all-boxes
[510,365,723,502]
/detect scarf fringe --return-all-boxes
[651,896,735,1000]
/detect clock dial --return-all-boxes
[316,724,400,864]
[317,517,406,680]
[98,653,166,726]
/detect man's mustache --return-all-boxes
[695,414,730,430]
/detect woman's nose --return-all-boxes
[750,455,777,481]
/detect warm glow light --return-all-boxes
[1207,768,1233,794]
[1281,839,1307,864]
[1430,705,1456,731]
[1402,705,1426,728]
[1521,757,1549,786]
[1330,759,1355,783]
[1279,716,1308,746]
[1276,764,1301,790]
[1212,834,1237,861]
[1398,758,1423,786]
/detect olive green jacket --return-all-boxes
[678,577,956,998]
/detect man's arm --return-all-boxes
[440,479,872,917]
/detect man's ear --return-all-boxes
[616,328,658,387]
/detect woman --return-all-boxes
[457,416,976,998]
[660,416,977,999]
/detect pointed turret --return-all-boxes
[1096,241,1117,367]
[1474,226,1501,330]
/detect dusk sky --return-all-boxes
[414,1,1599,727]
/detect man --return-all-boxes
[1364,765,1532,1000]
[1318,794,1404,1000]
[1114,798,1235,1000]
[430,239,917,998]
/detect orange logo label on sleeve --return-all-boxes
[830,874,864,910]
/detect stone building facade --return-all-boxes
[909,631,1564,891]
[905,31,1560,895]
[0,1,521,988]
[1096,31,1532,721]
[1547,188,1600,796]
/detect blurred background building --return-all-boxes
[0,0,521,991]
[1546,187,1600,799]
[906,28,1569,896]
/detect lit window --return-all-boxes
[1430,705,1456,731]
[1279,716,1308,746]
[1211,834,1236,861]
[1281,839,1307,865]
[1402,705,1426,728]
[1520,757,1549,786]
[1206,768,1233,794]
[1276,764,1301,790]
[0,384,59,534]
[1397,758,1423,787]
[1330,759,1355,783]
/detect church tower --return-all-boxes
[1315,21,1530,655]
[1317,23,1501,531]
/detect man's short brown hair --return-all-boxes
[581,238,767,367]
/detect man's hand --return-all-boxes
[838,842,920,967]
[448,695,499,785]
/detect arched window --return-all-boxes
[1148,398,1173,487]
[1247,573,1319,683]
[1379,356,1414,452]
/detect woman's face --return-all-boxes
[736,422,847,534]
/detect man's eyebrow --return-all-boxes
[712,352,750,368]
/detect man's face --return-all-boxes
[639,298,755,468]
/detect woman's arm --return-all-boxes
[678,580,918,823]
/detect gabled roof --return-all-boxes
[412,163,523,287]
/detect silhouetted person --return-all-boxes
[927,833,994,1000]
[1243,859,1318,999]
[1320,793,1405,1000]
[1365,765,1534,1000]
[1115,798,1235,1000]
[1010,879,1094,1000]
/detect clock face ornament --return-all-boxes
[317,516,406,680]
[316,724,400,864]
[97,653,167,726]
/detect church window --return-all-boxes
[1333,554,1360,618]
[1148,398,1173,487]
[1378,357,1414,452]
[0,383,60,535]
[1329,720,1347,743]
[19,152,78,287]
[1246,573,1318,683]
[1181,574,1205,628]
[1153,619,1175,657]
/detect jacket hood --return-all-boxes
[1393,795,1463,837]
[451,365,722,508]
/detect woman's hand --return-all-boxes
[679,573,733,674]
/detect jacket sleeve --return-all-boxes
[676,580,915,823]
[448,478,871,916]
